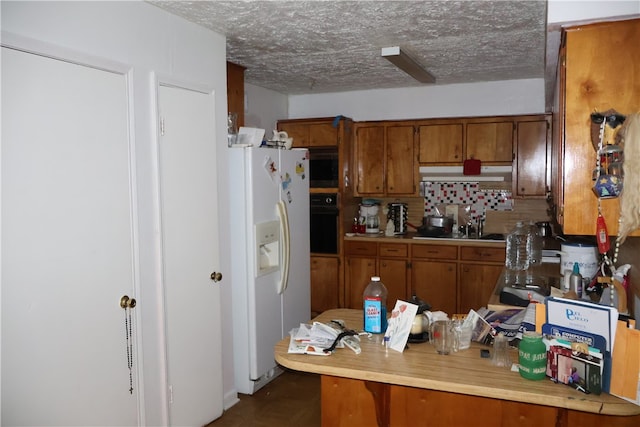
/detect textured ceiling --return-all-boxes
[149,1,548,95]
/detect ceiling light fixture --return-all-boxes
[381,46,435,84]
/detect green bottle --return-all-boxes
[518,332,546,380]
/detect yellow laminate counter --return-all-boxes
[275,309,640,427]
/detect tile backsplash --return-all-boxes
[420,182,513,223]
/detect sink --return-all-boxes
[412,233,505,242]
[477,233,505,241]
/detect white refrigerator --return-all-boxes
[229,146,311,394]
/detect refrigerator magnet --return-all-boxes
[264,156,278,183]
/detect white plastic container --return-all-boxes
[559,242,599,281]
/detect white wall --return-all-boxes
[548,0,639,25]
[244,83,288,132]
[288,78,545,121]
[1,1,233,424]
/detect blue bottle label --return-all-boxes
[364,297,387,333]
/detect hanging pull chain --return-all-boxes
[120,295,136,394]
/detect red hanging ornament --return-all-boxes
[596,214,610,254]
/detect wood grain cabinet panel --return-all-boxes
[412,260,457,315]
[310,256,339,317]
[514,117,550,198]
[354,123,417,196]
[418,123,463,163]
[466,121,513,163]
[345,256,377,309]
[554,19,640,236]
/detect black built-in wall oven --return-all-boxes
[310,193,339,254]
[308,147,339,188]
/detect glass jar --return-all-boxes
[518,332,546,380]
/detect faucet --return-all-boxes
[476,218,484,238]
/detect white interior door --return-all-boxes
[157,84,223,426]
[1,47,139,425]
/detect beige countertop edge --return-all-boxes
[275,351,634,416]
[275,309,640,417]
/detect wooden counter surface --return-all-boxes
[275,309,640,417]
[343,232,506,248]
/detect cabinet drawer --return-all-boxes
[411,244,457,260]
[344,241,378,256]
[460,246,505,263]
[379,243,408,258]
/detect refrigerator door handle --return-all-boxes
[276,200,291,294]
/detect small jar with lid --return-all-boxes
[518,332,547,380]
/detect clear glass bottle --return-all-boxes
[363,276,388,334]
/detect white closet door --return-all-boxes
[158,84,223,426]
[1,47,139,425]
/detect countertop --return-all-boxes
[344,231,506,247]
[275,309,640,416]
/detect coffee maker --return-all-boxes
[387,203,408,235]
[359,203,380,234]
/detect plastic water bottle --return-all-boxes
[505,222,529,272]
[363,276,388,334]
[526,221,543,267]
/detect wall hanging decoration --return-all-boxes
[585,111,640,313]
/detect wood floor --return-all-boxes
[207,370,321,427]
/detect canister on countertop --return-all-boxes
[518,332,546,380]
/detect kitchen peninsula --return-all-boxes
[274,309,640,427]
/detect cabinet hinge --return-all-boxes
[160,117,165,136]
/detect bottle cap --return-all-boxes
[371,276,380,281]
[573,263,580,274]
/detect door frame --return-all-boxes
[151,72,224,424]
[1,31,145,424]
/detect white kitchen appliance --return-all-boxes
[229,146,310,394]
[360,203,380,233]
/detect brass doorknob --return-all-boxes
[210,272,223,282]
[120,295,137,309]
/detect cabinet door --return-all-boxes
[459,263,504,314]
[412,260,457,315]
[378,258,409,311]
[561,20,640,236]
[466,121,513,163]
[309,122,338,147]
[345,256,377,309]
[310,256,339,317]
[355,126,385,195]
[515,119,549,197]
[386,125,416,195]
[418,124,463,164]
[279,122,309,147]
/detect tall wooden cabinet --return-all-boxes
[552,18,640,236]
[278,117,354,316]
[226,62,245,127]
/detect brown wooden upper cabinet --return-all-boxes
[353,122,417,197]
[418,123,463,163]
[417,118,514,165]
[514,116,551,198]
[278,119,338,147]
[466,121,513,163]
[552,18,640,236]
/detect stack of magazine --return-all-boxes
[542,297,619,395]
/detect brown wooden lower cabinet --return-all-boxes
[310,255,339,318]
[321,375,640,427]
[412,260,457,315]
